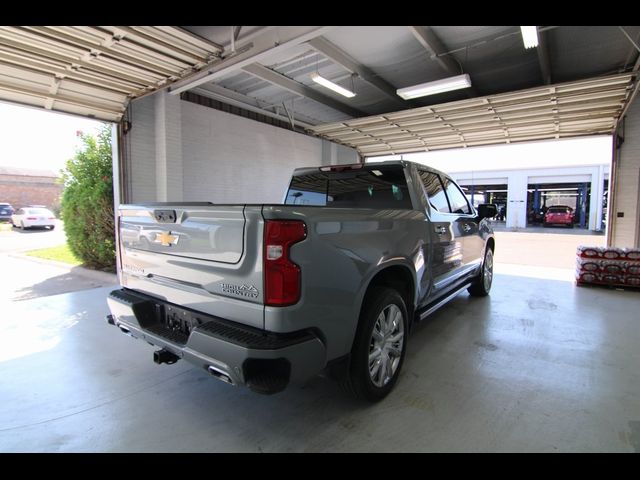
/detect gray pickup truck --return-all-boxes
[107,160,496,401]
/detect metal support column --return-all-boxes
[579,183,588,229]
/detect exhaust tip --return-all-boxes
[207,365,234,385]
[118,325,131,335]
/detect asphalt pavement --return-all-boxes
[0,221,116,301]
[0,220,67,253]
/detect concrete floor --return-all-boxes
[493,230,605,269]
[1,268,639,452]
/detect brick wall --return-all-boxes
[0,173,62,210]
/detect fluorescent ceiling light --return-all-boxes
[310,73,356,98]
[396,74,471,100]
[520,26,539,49]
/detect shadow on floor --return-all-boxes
[12,271,105,301]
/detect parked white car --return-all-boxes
[11,207,57,230]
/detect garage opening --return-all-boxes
[459,183,508,225]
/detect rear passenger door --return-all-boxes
[417,170,466,296]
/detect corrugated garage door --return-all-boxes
[309,74,636,156]
[0,26,222,121]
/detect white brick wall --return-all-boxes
[127,95,156,203]
[155,92,183,201]
[124,93,358,204]
[180,101,349,203]
[612,99,640,248]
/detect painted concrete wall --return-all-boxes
[612,99,640,248]
[124,91,358,204]
[125,95,156,203]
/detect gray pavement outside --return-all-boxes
[0,220,116,301]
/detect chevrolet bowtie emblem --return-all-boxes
[156,231,178,247]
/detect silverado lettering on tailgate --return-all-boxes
[220,283,259,298]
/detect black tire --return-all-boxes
[468,247,494,297]
[340,287,408,402]
[49,225,55,230]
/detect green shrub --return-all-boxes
[60,124,115,271]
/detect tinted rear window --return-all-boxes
[285,165,412,209]
[548,207,571,213]
[27,208,53,215]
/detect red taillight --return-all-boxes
[263,220,306,306]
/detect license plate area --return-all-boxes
[163,304,205,339]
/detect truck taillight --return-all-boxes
[264,220,306,306]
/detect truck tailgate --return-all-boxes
[118,204,265,329]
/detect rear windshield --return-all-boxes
[284,165,412,209]
[26,208,53,215]
[548,206,572,213]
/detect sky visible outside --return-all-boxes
[0,102,104,175]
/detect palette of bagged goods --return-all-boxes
[576,246,640,288]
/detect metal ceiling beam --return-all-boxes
[408,26,478,97]
[242,63,366,118]
[191,83,318,127]
[537,28,552,85]
[307,36,413,109]
[169,26,334,95]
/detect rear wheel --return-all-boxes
[468,247,494,297]
[340,287,408,402]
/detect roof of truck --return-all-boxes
[291,160,446,177]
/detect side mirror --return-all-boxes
[477,203,498,220]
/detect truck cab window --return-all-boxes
[285,165,412,209]
[419,170,449,212]
[441,176,471,215]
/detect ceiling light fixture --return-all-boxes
[310,73,356,98]
[520,26,539,49]
[396,73,472,100]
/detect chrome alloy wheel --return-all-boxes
[368,304,405,387]
[483,248,494,291]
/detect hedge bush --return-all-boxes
[61,124,115,271]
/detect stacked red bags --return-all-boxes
[576,246,640,287]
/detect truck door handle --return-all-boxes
[435,226,447,235]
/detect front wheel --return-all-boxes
[340,287,408,402]
[468,247,494,297]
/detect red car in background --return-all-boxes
[544,205,575,228]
